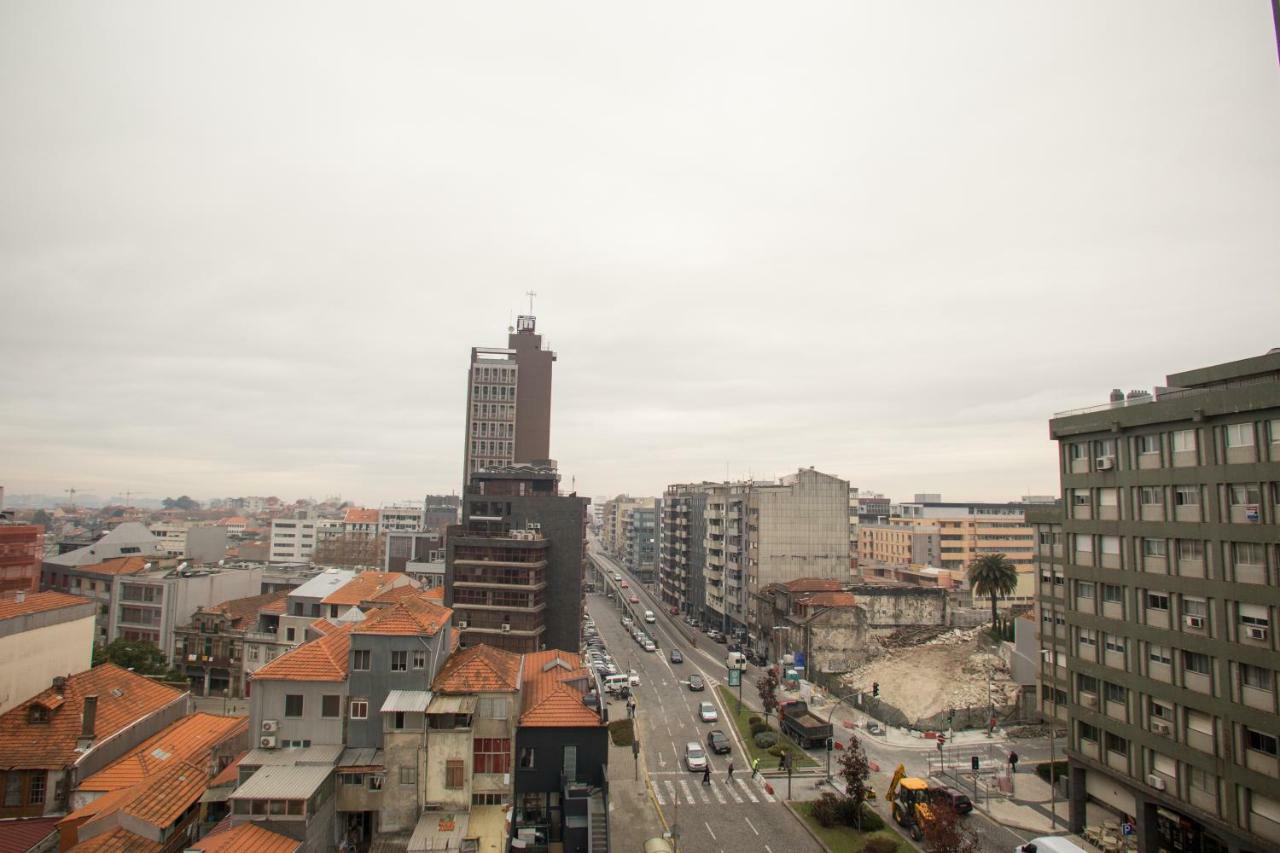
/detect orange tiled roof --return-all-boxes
[310,618,342,636]
[251,623,353,682]
[343,507,380,524]
[205,591,288,629]
[422,586,445,601]
[520,650,601,728]
[801,591,857,608]
[354,595,451,637]
[215,516,249,526]
[78,713,246,793]
[70,826,161,852]
[259,595,287,614]
[322,571,406,605]
[431,644,521,694]
[785,578,843,593]
[0,590,93,621]
[369,584,421,604]
[192,822,299,853]
[208,751,246,788]
[0,665,185,770]
[75,556,150,577]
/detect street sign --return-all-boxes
[633,739,641,757]
[727,668,741,687]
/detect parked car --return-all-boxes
[684,742,708,772]
[643,640,657,653]
[929,786,974,815]
[628,595,640,604]
[698,701,718,722]
[726,642,740,653]
[628,670,641,686]
[614,573,622,581]
[713,633,728,645]
[670,649,683,664]
[706,729,731,754]
[687,674,705,691]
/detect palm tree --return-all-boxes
[967,553,1019,629]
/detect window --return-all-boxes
[1183,651,1212,675]
[322,695,340,718]
[1230,484,1261,507]
[1246,729,1278,757]
[1072,491,1090,507]
[1242,664,1273,690]
[1147,592,1170,611]
[1070,443,1087,461]
[1226,423,1255,448]
[1149,644,1172,665]
[1105,636,1126,654]
[519,748,535,769]
[1177,540,1204,561]
[285,695,303,717]
[1077,674,1099,694]
[1138,435,1159,455]
[1140,487,1163,505]
[445,760,465,789]
[1105,732,1129,755]
[412,650,427,670]
[368,775,383,791]
[1079,629,1097,647]
[28,774,44,805]
[1078,581,1095,599]
[1239,604,1270,628]
[352,650,371,671]
[474,738,512,773]
[1101,536,1120,557]
[1076,535,1093,553]
[1183,598,1207,619]
[1174,486,1200,506]
[1096,439,1115,459]
[391,651,408,672]
[350,699,368,719]
[1079,722,1099,743]
[286,627,296,642]
[1150,700,1173,721]
[1104,682,1127,703]
[399,766,417,786]
[1103,584,1123,604]
[1234,542,1265,566]
[1172,430,1196,452]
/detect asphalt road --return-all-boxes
[589,542,1048,853]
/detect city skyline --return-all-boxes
[3,3,1279,506]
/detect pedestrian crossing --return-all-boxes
[652,773,775,806]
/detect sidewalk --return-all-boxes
[605,738,668,853]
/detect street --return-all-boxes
[590,542,1048,853]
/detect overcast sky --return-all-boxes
[2,2,1278,508]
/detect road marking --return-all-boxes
[736,778,759,803]
[698,783,710,804]
[711,781,726,804]
[764,846,774,853]
[678,779,695,805]
[724,781,743,803]
[705,821,717,841]
[653,785,666,805]
[744,816,759,835]
[755,778,776,803]
[664,780,678,804]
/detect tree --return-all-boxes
[967,553,1018,628]
[162,495,200,511]
[93,638,172,676]
[31,509,52,530]
[756,667,779,721]
[920,800,981,853]
[837,733,872,828]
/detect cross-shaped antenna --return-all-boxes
[526,290,537,313]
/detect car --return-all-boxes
[726,642,740,653]
[605,664,619,675]
[713,632,728,645]
[669,606,679,615]
[643,641,657,652]
[620,580,629,588]
[683,742,707,772]
[621,616,633,627]
[929,786,974,815]
[706,729,731,754]
[670,649,683,664]
[614,573,622,581]
[698,701,718,722]
[687,674,704,691]
[628,670,640,686]
[628,595,640,604]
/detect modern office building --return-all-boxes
[444,465,587,654]
[623,502,659,583]
[1039,349,1280,852]
[462,315,556,483]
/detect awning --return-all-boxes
[229,765,332,801]
[382,690,432,714]
[427,695,478,715]
[337,748,385,772]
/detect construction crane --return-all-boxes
[884,763,934,841]
[65,488,77,510]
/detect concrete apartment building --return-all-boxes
[462,314,556,483]
[0,590,96,714]
[268,515,340,563]
[1036,350,1280,852]
[0,517,45,594]
[445,465,588,654]
[658,483,713,622]
[378,505,425,533]
[623,501,659,583]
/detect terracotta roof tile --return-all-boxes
[204,591,288,629]
[422,586,445,601]
[519,650,601,728]
[259,596,287,614]
[321,572,407,606]
[343,507,380,524]
[78,713,246,793]
[75,557,150,577]
[0,590,93,621]
[117,760,208,826]
[801,591,857,608]
[785,578,843,593]
[192,822,300,853]
[0,817,60,853]
[369,584,421,604]
[70,826,161,852]
[431,644,521,694]
[0,665,186,770]
[354,595,451,637]
[251,623,353,682]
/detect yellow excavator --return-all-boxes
[884,763,934,841]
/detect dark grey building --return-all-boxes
[659,483,712,622]
[445,465,587,654]
[1042,349,1280,852]
[624,502,659,583]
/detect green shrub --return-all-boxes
[767,744,786,757]
[864,834,899,853]
[749,721,770,737]
[856,803,885,830]
[753,731,778,749]
[810,793,840,828]
[748,715,763,727]
[608,719,634,747]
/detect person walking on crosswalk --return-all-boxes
[702,765,711,786]
[727,759,735,781]
[751,757,760,779]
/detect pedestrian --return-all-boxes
[751,757,760,779]
[727,759,735,781]
[1009,750,1019,773]
[702,766,711,786]
[778,754,786,770]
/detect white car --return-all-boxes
[628,670,641,686]
[698,701,718,722]
[643,641,657,653]
[614,573,622,581]
[684,742,708,772]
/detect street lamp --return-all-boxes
[823,689,863,789]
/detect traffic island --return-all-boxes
[788,800,914,853]
[716,684,818,769]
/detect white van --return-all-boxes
[1014,837,1089,853]
[644,610,656,623]
[725,651,747,670]
[603,674,631,694]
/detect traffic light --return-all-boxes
[872,682,880,698]
[826,737,834,751]
[936,734,946,752]
[971,755,980,771]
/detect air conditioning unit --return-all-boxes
[1184,615,1205,629]
[1248,626,1269,641]
[457,620,468,630]
[501,624,511,633]
[259,735,278,749]
[1146,774,1166,791]
[261,719,279,733]
[1096,457,1116,470]
[1080,693,1099,709]
[1151,720,1172,736]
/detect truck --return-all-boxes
[778,699,832,749]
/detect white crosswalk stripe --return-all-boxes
[678,779,695,805]
[722,780,741,803]
[654,785,666,805]
[736,778,760,803]
[664,780,677,805]
[711,781,727,804]
[698,782,711,804]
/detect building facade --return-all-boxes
[658,483,712,622]
[1041,350,1280,852]
[0,590,96,714]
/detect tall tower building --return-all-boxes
[463,315,556,484]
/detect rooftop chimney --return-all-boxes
[81,695,98,740]
[53,675,67,694]
[14,590,25,603]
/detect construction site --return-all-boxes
[838,625,1023,729]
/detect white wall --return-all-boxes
[0,614,95,713]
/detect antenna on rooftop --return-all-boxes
[526,290,537,314]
